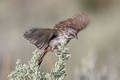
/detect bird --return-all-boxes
[24,13,89,66]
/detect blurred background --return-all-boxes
[0,0,120,80]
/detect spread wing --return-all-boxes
[24,28,57,49]
[54,13,89,32]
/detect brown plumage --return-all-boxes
[24,13,89,66]
[54,13,89,32]
[24,28,58,50]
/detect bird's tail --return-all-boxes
[38,48,50,66]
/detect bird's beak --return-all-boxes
[74,34,78,39]
[75,35,78,39]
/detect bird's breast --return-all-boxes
[49,35,68,49]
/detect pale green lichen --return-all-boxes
[8,44,71,80]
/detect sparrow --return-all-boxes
[24,13,89,66]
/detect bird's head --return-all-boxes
[63,28,78,39]
[54,13,89,39]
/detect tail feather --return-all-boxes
[38,49,48,66]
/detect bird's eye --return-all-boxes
[68,33,75,38]
[70,32,78,39]
[69,33,73,36]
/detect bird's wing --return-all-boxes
[54,13,89,32]
[24,28,57,49]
